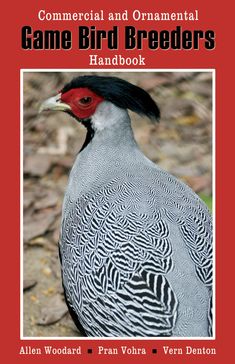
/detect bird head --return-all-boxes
[40,75,160,129]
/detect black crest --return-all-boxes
[61,75,160,121]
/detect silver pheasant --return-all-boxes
[40,75,213,337]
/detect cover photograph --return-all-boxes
[0,1,233,363]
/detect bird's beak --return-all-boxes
[39,93,71,113]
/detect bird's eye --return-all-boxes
[79,97,92,105]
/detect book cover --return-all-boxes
[1,0,232,363]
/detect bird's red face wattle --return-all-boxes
[61,87,104,120]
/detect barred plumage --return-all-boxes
[60,159,212,337]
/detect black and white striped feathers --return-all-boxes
[60,159,212,337]
[41,75,213,337]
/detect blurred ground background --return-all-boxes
[23,71,213,337]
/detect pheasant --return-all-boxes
[40,75,213,337]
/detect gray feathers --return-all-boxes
[59,104,213,337]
